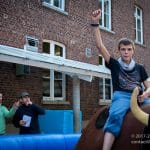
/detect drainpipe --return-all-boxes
[73,75,81,133]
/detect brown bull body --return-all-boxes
[76,105,150,150]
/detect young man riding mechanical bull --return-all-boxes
[76,88,150,150]
[131,87,150,150]
[76,8,150,150]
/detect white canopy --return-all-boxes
[0,44,110,81]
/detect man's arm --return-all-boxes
[91,9,110,63]
[12,110,20,128]
[31,103,45,115]
[3,105,17,119]
[4,101,19,118]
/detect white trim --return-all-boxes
[43,40,66,57]
[42,41,66,101]
[62,73,66,100]
[0,45,111,78]
[99,0,111,30]
[24,36,39,52]
[109,0,111,30]
[67,72,93,82]
[99,77,112,105]
[134,6,143,44]
[50,69,55,100]
[42,0,68,15]
[98,55,105,66]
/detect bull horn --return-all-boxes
[130,87,149,126]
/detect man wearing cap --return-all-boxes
[0,93,19,135]
[12,92,45,134]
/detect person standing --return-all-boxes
[0,93,19,135]
[91,9,150,150]
[12,92,45,134]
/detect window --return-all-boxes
[134,6,143,44]
[24,36,38,52]
[99,55,105,66]
[99,0,111,30]
[16,64,30,76]
[99,78,112,103]
[43,0,65,12]
[98,55,112,103]
[42,40,66,101]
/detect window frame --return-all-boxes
[98,55,105,66]
[42,40,66,102]
[24,36,39,52]
[99,77,113,105]
[42,0,68,15]
[98,55,112,104]
[134,6,143,44]
[99,0,112,31]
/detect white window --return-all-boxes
[99,0,111,30]
[42,40,66,101]
[134,6,143,44]
[43,0,65,11]
[98,55,112,104]
[99,78,112,104]
[99,55,105,66]
[24,36,38,52]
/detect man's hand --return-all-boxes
[19,120,26,126]
[26,100,32,106]
[28,101,32,105]
[91,9,101,23]
[138,91,149,103]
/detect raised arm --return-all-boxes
[91,9,110,63]
[3,101,19,118]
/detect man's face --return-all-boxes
[21,96,30,106]
[119,44,134,64]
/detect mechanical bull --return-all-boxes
[76,88,150,150]
[130,87,150,150]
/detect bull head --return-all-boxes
[130,87,149,126]
[76,87,150,150]
[131,88,150,150]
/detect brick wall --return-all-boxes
[0,0,150,121]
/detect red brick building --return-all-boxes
[0,0,150,130]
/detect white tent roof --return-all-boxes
[0,44,111,81]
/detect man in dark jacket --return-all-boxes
[13,92,45,134]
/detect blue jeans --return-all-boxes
[141,97,150,105]
[103,91,132,137]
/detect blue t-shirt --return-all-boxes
[106,57,148,93]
